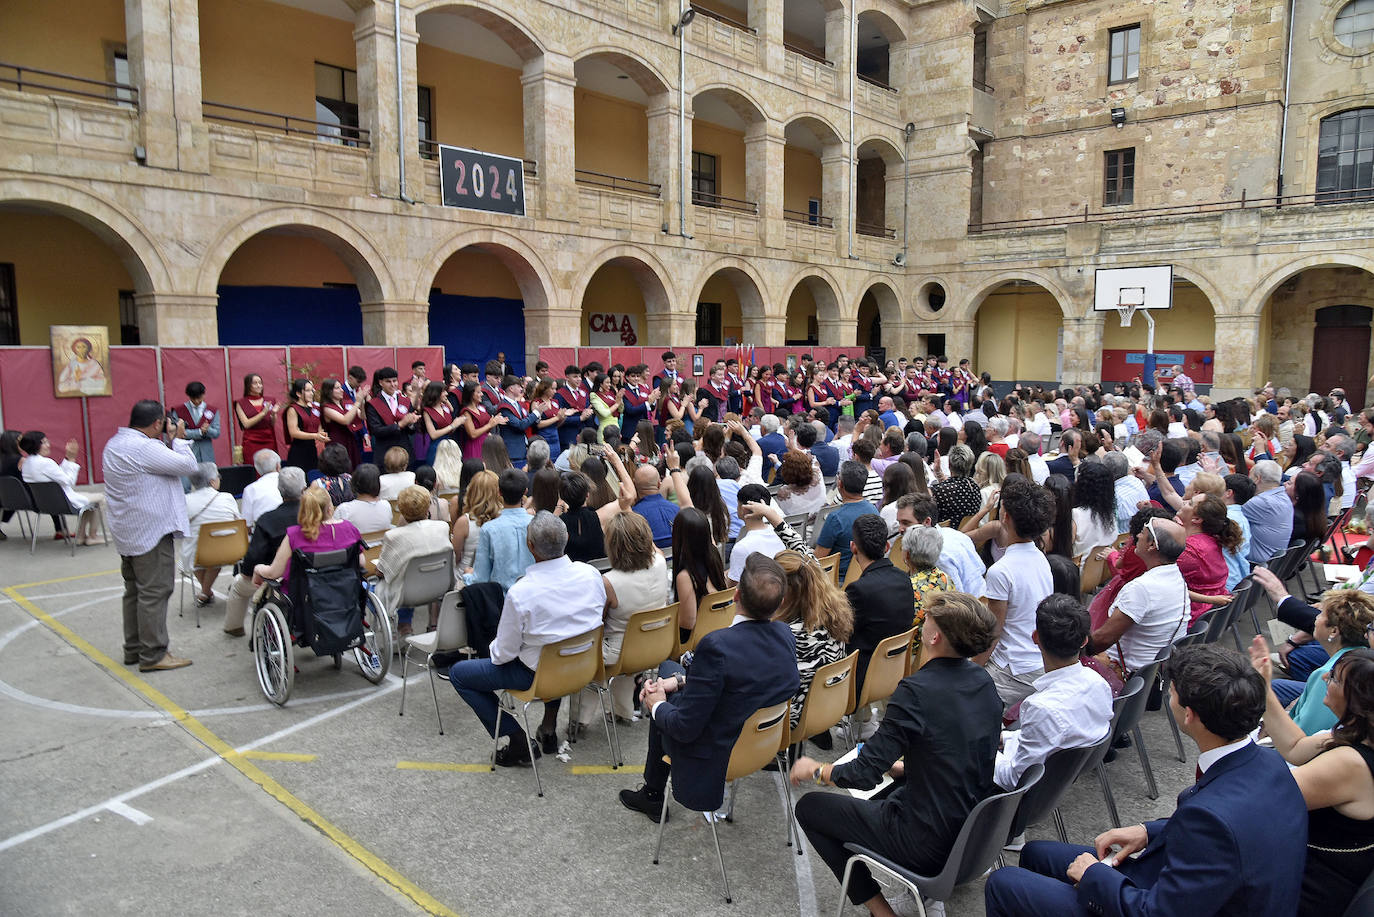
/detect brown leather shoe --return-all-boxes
[140,653,192,672]
[223,627,245,637]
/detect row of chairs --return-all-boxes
[0,477,107,556]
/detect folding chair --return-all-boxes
[596,602,679,766]
[1095,665,1163,827]
[677,587,736,656]
[1007,744,1099,845]
[494,626,611,797]
[783,511,811,543]
[0,476,37,546]
[378,547,454,651]
[809,503,840,547]
[836,765,1045,917]
[399,589,471,733]
[843,628,916,746]
[588,556,613,573]
[816,552,840,584]
[178,518,249,626]
[888,538,909,572]
[27,481,105,557]
[359,530,387,578]
[1160,631,1206,761]
[653,701,794,904]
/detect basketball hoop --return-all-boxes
[1117,287,1145,327]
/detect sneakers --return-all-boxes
[859,714,881,741]
[358,648,383,678]
[493,739,541,768]
[619,785,669,823]
[139,653,192,672]
[885,888,928,917]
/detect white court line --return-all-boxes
[0,675,404,853]
[104,801,152,826]
[774,770,819,917]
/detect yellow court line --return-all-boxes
[240,751,318,763]
[396,761,491,773]
[10,569,121,590]
[3,584,460,917]
[569,765,623,775]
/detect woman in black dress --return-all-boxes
[282,378,326,472]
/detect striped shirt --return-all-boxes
[101,427,199,556]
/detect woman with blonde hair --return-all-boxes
[973,450,1007,508]
[432,438,464,492]
[774,550,854,734]
[253,486,362,585]
[451,469,501,578]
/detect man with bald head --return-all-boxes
[1086,516,1190,677]
[631,461,678,549]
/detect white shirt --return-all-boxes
[1027,413,1052,437]
[21,454,88,510]
[1072,506,1117,558]
[240,471,282,530]
[1113,475,1150,533]
[938,526,987,597]
[987,542,1054,675]
[182,488,241,571]
[378,471,416,502]
[1027,454,1050,485]
[1341,462,1356,510]
[831,435,854,464]
[1113,563,1189,672]
[777,483,827,518]
[101,428,199,556]
[1198,737,1253,774]
[728,526,786,582]
[490,555,607,670]
[333,498,394,534]
[995,663,1114,789]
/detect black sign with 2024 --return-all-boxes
[438,145,525,216]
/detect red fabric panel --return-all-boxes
[287,346,346,387]
[540,348,578,375]
[227,347,290,459]
[0,347,86,477]
[610,347,644,370]
[396,346,444,381]
[160,348,233,467]
[85,347,160,483]
[575,348,612,371]
[344,347,396,383]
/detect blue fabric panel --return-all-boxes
[428,293,525,375]
[217,286,363,345]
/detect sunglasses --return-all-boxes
[1144,518,1160,547]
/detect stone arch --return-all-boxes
[412,1,545,61]
[780,267,844,323]
[856,135,904,167]
[959,269,1075,322]
[854,6,907,43]
[1168,264,1227,318]
[197,207,395,303]
[690,82,770,124]
[414,227,553,311]
[783,112,845,146]
[856,278,902,325]
[1241,252,1374,317]
[692,256,770,323]
[572,244,676,317]
[0,178,172,294]
[571,47,673,97]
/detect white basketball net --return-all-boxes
[1117,287,1145,327]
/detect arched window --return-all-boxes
[1334,0,1374,51]
[1316,108,1374,202]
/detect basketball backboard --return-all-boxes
[1094,265,1173,314]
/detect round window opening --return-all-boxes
[920,282,947,313]
[1335,0,1374,52]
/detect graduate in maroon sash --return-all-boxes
[283,378,327,472]
[235,373,280,461]
[455,381,505,460]
[365,366,420,466]
[320,377,363,468]
[554,365,593,451]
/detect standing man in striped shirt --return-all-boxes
[102,399,199,672]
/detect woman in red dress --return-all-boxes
[421,381,461,466]
[319,378,362,469]
[282,378,327,472]
[455,381,505,460]
[235,373,279,464]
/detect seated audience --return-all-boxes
[845,514,919,705]
[670,507,728,643]
[932,444,982,527]
[727,484,786,583]
[377,446,415,501]
[240,448,283,530]
[775,448,827,518]
[1086,517,1189,680]
[894,493,987,597]
[19,429,106,544]
[772,547,853,739]
[224,467,305,636]
[815,461,881,581]
[180,462,241,607]
[333,463,394,534]
[1242,459,1293,564]
[473,468,535,591]
[374,485,452,638]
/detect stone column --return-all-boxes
[647,93,679,234]
[824,7,849,73]
[744,120,786,248]
[353,1,422,200]
[125,0,207,172]
[750,0,784,72]
[922,321,976,365]
[524,307,584,366]
[360,300,430,345]
[523,53,578,222]
[644,311,696,349]
[817,317,854,347]
[134,292,218,345]
[1211,314,1265,399]
[1060,316,1106,387]
[744,315,785,346]
[821,146,848,257]
[886,170,906,245]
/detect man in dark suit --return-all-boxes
[364,366,419,466]
[797,421,839,478]
[984,644,1307,917]
[1044,429,1082,479]
[843,514,917,701]
[222,466,305,637]
[619,553,800,820]
[756,414,787,482]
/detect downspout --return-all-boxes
[679,0,689,237]
[901,121,914,264]
[1275,0,1295,202]
[847,0,856,259]
[395,0,416,204]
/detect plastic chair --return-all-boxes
[677,587,736,656]
[1201,579,1252,650]
[0,476,37,545]
[1343,866,1374,917]
[27,481,105,557]
[359,530,387,578]
[1079,548,1109,596]
[841,553,865,587]
[588,556,613,573]
[1161,631,1206,761]
[399,589,471,733]
[888,539,909,572]
[816,552,841,583]
[836,764,1045,917]
[809,503,840,547]
[596,602,679,766]
[177,517,249,626]
[1096,664,1163,827]
[653,701,794,904]
[844,628,916,746]
[494,626,611,797]
[782,511,811,543]
[1007,744,1102,845]
[378,547,454,648]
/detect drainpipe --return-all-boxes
[678,0,689,237]
[901,121,914,265]
[395,0,415,204]
[847,0,856,259]
[1275,0,1295,202]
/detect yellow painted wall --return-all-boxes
[699,274,743,343]
[691,121,747,202]
[199,0,356,125]
[0,0,125,84]
[1100,285,1215,351]
[432,249,521,299]
[0,212,129,345]
[783,146,823,215]
[416,41,524,159]
[976,289,1063,381]
[581,263,646,345]
[218,234,354,286]
[575,88,650,181]
[785,284,818,341]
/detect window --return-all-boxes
[1104,148,1135,206]
[0,264,16,345]
[1316,108,1374,202]
[695,302,721,346]
[118,289,139,344]
[691,151,718,207]
[1109,25,1140,83]
[973,27,989,89]
[1335,0,1374,51]
[807,198,821,225]
[417,85,434,159]
[314,62,360,145]
[108,47,134,107]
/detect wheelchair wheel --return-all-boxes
[252,601,294,705]
[354,591,393,685]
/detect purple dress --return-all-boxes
[282,519,361,581]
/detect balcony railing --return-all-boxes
[203,100,370,147]
[857,72,896,93]
[968,187,1374,233]
[856,221,897,239]
[783,41,829,65]
[417,138,537,177]
[783,208,835,228]
[575,168,661,197]
[690,4,755,33]
[0,61,137,108]
[973,78,995,93]
[693,190,758,214]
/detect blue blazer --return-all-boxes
[1077,741,1307,917]
[757,432,788,481]
[656,619,799,812]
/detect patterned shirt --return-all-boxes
[101,427,199,556]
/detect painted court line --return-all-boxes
[396,761,490,773]
[104,800,153,826]
[240,751,318,763]
[1,583,462,917]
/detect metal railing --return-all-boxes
[690,4,756,33]
[575,168,661,197]
[973,78,995,93]
[967,186,1374,233]
[855,221,897,239]
[416,138,537,176]
[783,41,831,66]
[0,61,137,108]
[203,100,371,147]
[692,190,758,214]
[784,208,835,228]
[857,72,897,93]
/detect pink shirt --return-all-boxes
[1177,532,1228,625]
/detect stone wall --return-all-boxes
[1264,266,1374,397]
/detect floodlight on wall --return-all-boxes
[672,8,696,34]
[1111,107,1127,128]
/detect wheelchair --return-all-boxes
[251,543,394,705]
